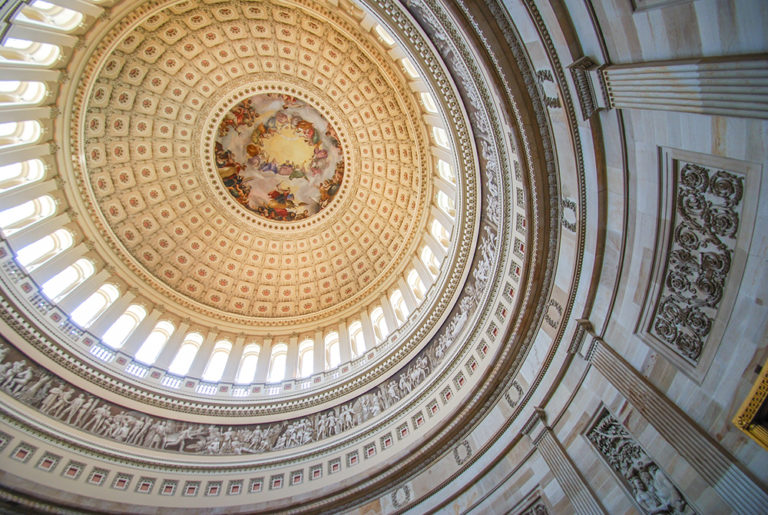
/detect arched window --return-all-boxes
[0,38,60,66]
[14,228,73,270]
[432,126,450,149]
[390,290,409,326]
[421,92,438,113]
[0,121,43,148]
[0,81,47,107]
[267,343,287,383]
[348,321,365,358]
[167,332,203,376]
[235,343,260,384]
[134,320,174,365]
[401,58,419,79]
[374,24,395,46]
[0,195,56,235]
[431,219,451,248]
[40,258,93,302]
[297,339,314,378]
[436,190,455,217]
[70,283,119,328]
[370,306,389,342]
[202,339,232,382]
[437,159,455,184]
[18,1,84,33]
[421,246,440,277]
[101,304,146,349]
[407,269,426,302]
[0,159,45,191]
[324,332,340,370]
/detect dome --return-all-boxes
[0,0,766,513]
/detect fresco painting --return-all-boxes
[214,94,345,221]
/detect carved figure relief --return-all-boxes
[587,408,695,514]
[649,163,743,364]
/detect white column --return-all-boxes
[187,331,218,379]
[0,179,56,208]
[220,335,246,383]
[412,256,434,289]
[430,205,454,234]
[6,214,69,249]
[0,66,62,84]
[45,0,105,18]
[380,294,398,333]
[284,336,299,379]
[338,320,351,362]
[433,176,456,197]
[27,242,87,284]
[4,25,79,49]
[153,320,191,371]
[398,277,418,313]
[360,308,376,350]
[120,307,161,355]
[423,232,447,260]
[254,338,272,383]
[312,330,324,374]
[88,289,136,337]
[56,268,109,312]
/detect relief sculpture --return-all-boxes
[587,408,694,514]
[650,163,743,364]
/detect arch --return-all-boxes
[101,304,146,349]
[0,38,60,66]
[390,289,409,326]
[18,1,84,33]
[201,339,232,382]
[437,159,455,184]
[14,228,73,270]
[0,159,45,191]
[348,321,365,358]
[407,269,426,302]
[0,81,47,106]
[432,126,450,149]
[267,342,287,383]
[370,306,389,342]
[420,245,440,277]
[430,219,451,248]
[0,120,43,148]
[167,332,204,376]
[134,320,175,365]
[297,338,314,378]
[70,283,119,328]
[421,92,438,114]
[235,343,261,384]
[436,190,455,218]
[40,257,93,302]
[324,332,340,370]
[0,195,56,235]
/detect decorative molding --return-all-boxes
[567,57,607,120]
[586,406,694,514]
[637,147,760,382]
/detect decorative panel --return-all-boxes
[637,148,760,382]
[586,407,695,514]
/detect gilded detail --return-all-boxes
[650,163,743,363]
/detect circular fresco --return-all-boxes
[214,93,345,222]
